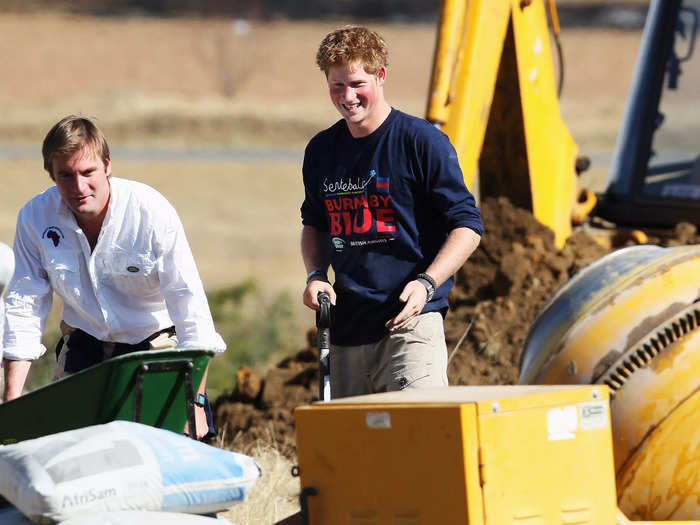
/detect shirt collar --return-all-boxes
[103,176,116,226]
[56,191,74,221]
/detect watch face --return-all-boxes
[195,393,207,406]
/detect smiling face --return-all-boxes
[51,147,111,229]
[327,61,391,138]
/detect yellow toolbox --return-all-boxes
[295,385,618,525]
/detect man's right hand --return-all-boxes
[303,279,336,311]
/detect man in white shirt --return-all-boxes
[2,115,225,439]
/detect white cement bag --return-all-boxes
[0,421,260,524]
[59,510,235,524]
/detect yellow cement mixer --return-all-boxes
[519,244,700,521]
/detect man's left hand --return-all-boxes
[184,405,211,440]
[385,280,428,331]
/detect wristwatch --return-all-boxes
[416,272,436,302]
[194,393,207,407]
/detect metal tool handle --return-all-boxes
[316,292,331,402]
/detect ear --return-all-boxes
[47,159,55,181]
[104,157,112,177]
[376,66,387,86]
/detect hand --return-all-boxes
[184,405,211,440]
[385,280,428,331]
[303,279,336,310]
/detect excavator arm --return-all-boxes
[426,0,581,249]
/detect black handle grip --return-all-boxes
[316,292,331,329]
[316,292,331,401]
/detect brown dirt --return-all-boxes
[444,197,610,385]
[213,198,700,458]
[213,334,319,459]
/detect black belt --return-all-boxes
[55,326,176,374]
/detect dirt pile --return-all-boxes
[212,335,319,459]
[445,197,609,385]
[213,197,699,457]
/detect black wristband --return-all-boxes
[306,269,328,285]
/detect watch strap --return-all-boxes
[416,272,436,302]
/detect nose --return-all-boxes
[341,86,356,101]
[78,176,90,192]
[68,174,89,195]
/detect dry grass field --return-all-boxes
[0,12,643,277]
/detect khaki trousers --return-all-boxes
[329,311,448,399]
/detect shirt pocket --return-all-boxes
[46,250,82,299]
[104,251,159,296]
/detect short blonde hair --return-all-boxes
[316,26,388,75]
[42,115,110,176]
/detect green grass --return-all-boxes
[206,280,299,399]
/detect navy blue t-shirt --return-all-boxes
[301,109,483,345]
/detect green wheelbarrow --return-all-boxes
[0,348,214,445]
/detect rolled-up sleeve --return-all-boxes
[3,212,53,361]
[156,204,226,353]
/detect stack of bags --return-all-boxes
[0,421,261,524]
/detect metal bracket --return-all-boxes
[132,359,198,439]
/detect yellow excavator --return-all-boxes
[426,0,700,249]
[520,243,700,521]
[291,0,700,523]
[426,0,583,249]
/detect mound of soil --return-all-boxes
[445,197,609,385]
[213,197,699,457]
[212,335,319,459]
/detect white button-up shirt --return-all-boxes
[2,177,225,360]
